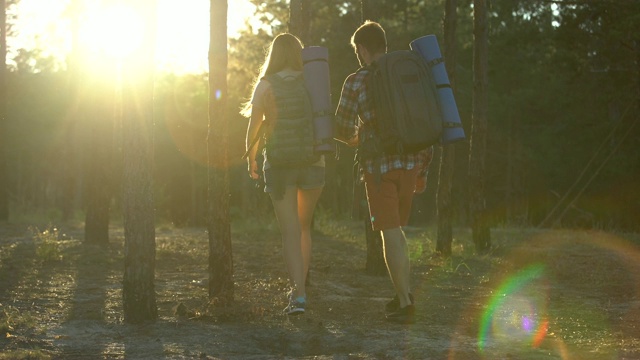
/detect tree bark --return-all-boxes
[60,0,83,223]
[289,0,310,45]
[365,212,386,276]
[0,0,8,221]
[207,0,233,305]
[361,0,376,23]
[436,0,458,257]
[122,0,158,324]
[469,0,491,253]
[84,71,115,244]
[84,130,114,243]
[360,1,386,275]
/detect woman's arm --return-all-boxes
[244,79,270,179]
[245,105,264,180]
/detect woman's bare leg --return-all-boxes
[297,187,324,281]
[270,187,305,297]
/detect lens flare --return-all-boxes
[445,230,640,359]
[478,263,548,352]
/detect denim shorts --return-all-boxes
[264,165,325,199]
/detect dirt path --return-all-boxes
[1,223,640,359]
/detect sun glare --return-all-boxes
[79,3,145,59]
[155,1,260,74]
[155,1,210,74]
[13,0,260,74]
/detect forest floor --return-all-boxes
[1,213,640,359]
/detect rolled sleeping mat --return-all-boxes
[302,46,335,153]
[410,35,466,145]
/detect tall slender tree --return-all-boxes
[361,0,377,23]
[84,59,116,244]
[469,0,490,252]
[435,0,458,257]
[359,1,386,276]
[207,0,233,305]
[0,0,8,222]
[289,0,309,45]
[122,0,158,323]
[60,0,82,223]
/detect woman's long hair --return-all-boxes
[240,33,304,117]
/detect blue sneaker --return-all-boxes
[284,294,306,315]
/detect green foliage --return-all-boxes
[442,257,471,274]
[231,205,279,239]
[10,48,60,73]
[153,73,211,226]
[0,304,38,342]
[0,305,14,335]
[314,206,362,242]
[4,0,23,46]
[30,225,62,263]
[0,350,51,360]
[457,0,640,229]
[3,0,639,231]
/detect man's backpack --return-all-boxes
[261,73,318,167]
[359,50,443,159]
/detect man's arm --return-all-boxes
[333,73,361,146]
[414,147,434,194]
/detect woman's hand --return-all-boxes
[248,159,260,180]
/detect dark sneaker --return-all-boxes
[385,293,414,313]
[284,295,306,315]
[385,304,415,324]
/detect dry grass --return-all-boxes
[1,215,640,359]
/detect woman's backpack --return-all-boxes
[261,73,318,167]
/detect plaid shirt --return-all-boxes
[334,68,433,178]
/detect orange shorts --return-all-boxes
[364,168,418,231]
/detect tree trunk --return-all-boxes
[365,212,386,276]
[122,0,158,324]
[436,0,458,257]
[469,0,491,253]
[359,2,386,275]
[0,0,8,221]
[84,72,115,244]
[361,0,376,23]
[505,106,513,222]
[289,0,310,45]
[207,0,233,305]
[60,0,83,223]
[84,147,113,243]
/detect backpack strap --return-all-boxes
[242,122,266,160]
[426,57,452,91]
[427,57,445,68]
[266,72,303,85]
[354,62,384,184]
[242,74,302,160]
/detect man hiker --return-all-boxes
[334,21,434,324]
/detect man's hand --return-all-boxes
[248,159,260,180]
[414,175,427,194]
[346,133,359,147]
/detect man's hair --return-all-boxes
[351,21,387,54]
